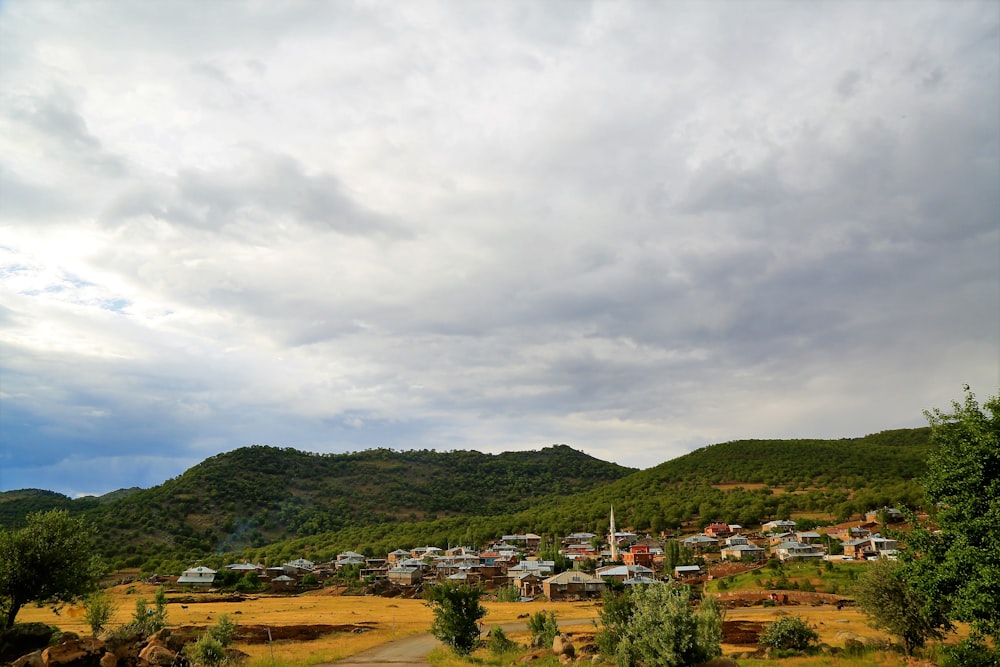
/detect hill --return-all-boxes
[63,444,633,563]
[237,428,933,566]
[0,429,933,570]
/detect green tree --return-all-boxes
[855,558,949,654]
[758,615,818,651]
[0,509,104,629]
[83,589,119,637]
[611,584,722,667]
[424,582,486,656]
[905,388,1000,642]
[189,615,236,667]
[527,610,559,649]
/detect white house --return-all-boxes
[178,566,216,586]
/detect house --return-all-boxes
[387,566,422,585]
[178,566,216,586]
[795,532,822,544]
[623,575,661,586]
[865,507,904,524]
[596,564,654,582]
[411,546,443,560]
[335,552,367,569]
[830,526,871,542]
[510,571,543,597]
[225,562,262,573]
[762,520,797,532]
[768,532,798,546]
[542,570,606,601]
[270,574,297,591]
[680,535,718,554]
[506,560,554,581]
[704,523,734,539]
[773,541,825,562]
[720,537,766,562]
[387,549,411,564]
[283,559,315,574]
[623,544,656,568]
[502,534,543,551]
[842,534,899,559]
[673,565,702,579]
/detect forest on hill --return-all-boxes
[0,428,932,573]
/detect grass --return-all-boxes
[707,559,868,595]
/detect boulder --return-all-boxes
[552,634,575,657]
[138,641,176,666]
[99,653,117,667]
[835,631,872,645]
[40,637,106,666]
[11,650,44,667]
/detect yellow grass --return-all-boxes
[14,584,965,665]
[16,583,602,664]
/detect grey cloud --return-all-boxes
[104,153,408,237]
[5,89,128,178]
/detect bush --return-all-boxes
[494,585,520,602]
[424,582,487,656]
[939,635,1000,667]
[486,626,517,655]
[188,614,237,666]
[83,589,118,637]
[609,584,722,667]
[759,616,819,651]
[527,610,559,649]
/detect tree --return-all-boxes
[424,582,486,656]
[83,589,119,637]
[0,509,104,630]
[527,610,559,649]
[609,584,722,667]
[189,614,237,666]
[855,558,949,654]
[758,615,818,652]
[905,388,1000,643]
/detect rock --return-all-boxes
[552,634,575,657]
[835,631,872,645]
[11,650,44,667]
[558,654,573,664]
[99,653,117,667]
[138,642,176,666]
[697,659,739,667]
[41,637,106,666]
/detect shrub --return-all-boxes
[527,610,559,649]
[188,614,237,666]
[83,589,118,637]
[424,582,487,656]
[759,615,819,651]
[486,626,517,655]
[609,584,722,667]
[938,634,1000,667]
[494,585,520,602]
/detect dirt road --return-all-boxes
[327,617,598,666]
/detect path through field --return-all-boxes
[325,618,598,666]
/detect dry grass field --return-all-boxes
[15,583,601,665]
[16,582,959,666]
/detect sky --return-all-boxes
[1,1,998,498]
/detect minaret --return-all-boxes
[609,505,618,562]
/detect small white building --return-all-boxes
[178,566,216,586]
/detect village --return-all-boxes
[165,507,904,602]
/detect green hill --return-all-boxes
[0,428,933,570]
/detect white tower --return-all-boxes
[609,505,618,562]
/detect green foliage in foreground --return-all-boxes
[425,582,487,656]
[855,558,949,654]
[0,509,104,630]
[904,388,1000,643]
[600,584,722,667]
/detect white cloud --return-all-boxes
[0,0,997,495]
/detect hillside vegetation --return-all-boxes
[0,428,932,571]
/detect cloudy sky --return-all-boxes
[1,1,997,497]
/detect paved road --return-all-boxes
[327,617,598,666]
